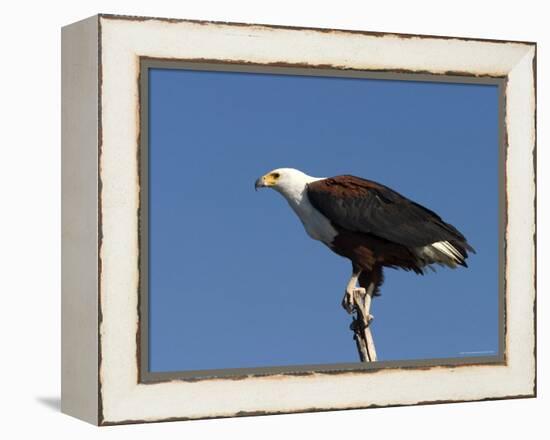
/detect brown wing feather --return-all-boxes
[307,175,474,253]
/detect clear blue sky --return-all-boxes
[148,67,500,372]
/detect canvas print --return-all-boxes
[143,64,502,376]
[60,16,536,425]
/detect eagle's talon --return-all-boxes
[342,290,355,314]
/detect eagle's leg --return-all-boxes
[342,267,363,314]
[357,266,383,323]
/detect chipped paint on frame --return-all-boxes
[94,13,536,425]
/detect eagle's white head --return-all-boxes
[255,168,321,201]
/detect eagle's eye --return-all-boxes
[271,172,280,179]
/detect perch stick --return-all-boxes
[350,282,377,362]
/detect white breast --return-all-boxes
[286,192,338,244]
[271,170,338,245]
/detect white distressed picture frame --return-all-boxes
[61,14,536,425]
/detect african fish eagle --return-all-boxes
[255,168,474,312]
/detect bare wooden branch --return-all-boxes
[350,283,377,362]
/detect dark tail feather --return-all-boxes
[450,239,475,265]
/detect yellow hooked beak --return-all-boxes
[254,172,280,191]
